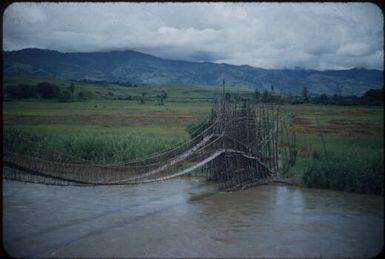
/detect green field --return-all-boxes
[3,100,212,162]
[3,76,384,194]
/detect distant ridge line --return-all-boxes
[4,48,383,96]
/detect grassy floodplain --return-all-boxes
[3,76,384,194]
[282,105,384,194]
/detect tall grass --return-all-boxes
[302,152,384,195]
[294,135,384,195]
[4,126,184,163]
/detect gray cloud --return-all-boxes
[3,2,384,70]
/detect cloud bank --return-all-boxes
[3,2,384,70]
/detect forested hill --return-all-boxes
[4,48,383,96]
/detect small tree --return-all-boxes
[158,96,164,105]
[225,92,231,102]
[255,88,261,103]
[160,90,168,100]
[261,90,271,103]
[140,92,147,104]
[302,86,309,102]
[5,85,24,99]
[157,90,168,105]
[68,82,75,94]
[287,92,293,104]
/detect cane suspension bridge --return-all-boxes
[3,93,297,191]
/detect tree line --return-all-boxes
[4,81,169,104]
[254,86,384,106]
[4,81,383,106]
[72,79,137,88]
[4,82,84,102]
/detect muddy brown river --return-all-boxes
[3,178,384,258]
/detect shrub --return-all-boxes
[78,90,95,100]
[186,117,209,138]
[302,155,384,195]
[58,90,73,102]
[67,83,75,94]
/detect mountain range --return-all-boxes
[3,48,383,96]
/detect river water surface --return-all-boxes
[3,178,384,258]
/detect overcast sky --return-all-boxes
[3,2,384,70]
